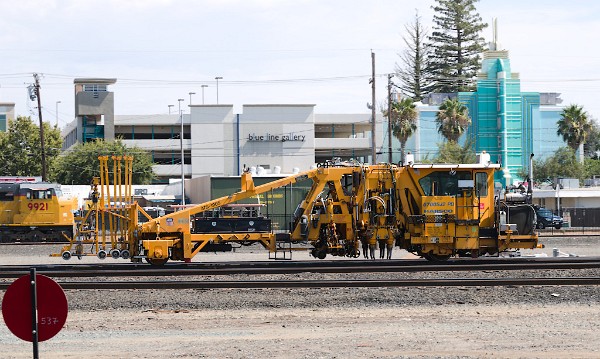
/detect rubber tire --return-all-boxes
[537,222,545,230]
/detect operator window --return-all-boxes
[0,191,13,201]
[419,171,471,196]
[474,172,488,196]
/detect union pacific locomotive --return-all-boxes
[0,177,77,242]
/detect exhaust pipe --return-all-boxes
[528,153,534,196]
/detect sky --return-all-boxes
[1,0,599,128]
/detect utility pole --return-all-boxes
[33,73,47,182]
[370,51,376,165]
[55,100,61,127]
[387,74,393,164]
[178,98,185,206]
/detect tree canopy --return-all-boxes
[434,138,476,164]
[51,139,155,185]
[390,97,418,164]
[435,97,471,142]
[557,104,592,152]
[531,147,583,184]
[396,11,434,101]
[0,116,62,178]
[428,0,487,93]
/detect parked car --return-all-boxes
[535,206,564,229]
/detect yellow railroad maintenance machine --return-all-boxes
[54,154,540,264]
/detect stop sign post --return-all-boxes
[2,268,68,358]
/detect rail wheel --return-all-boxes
[317,249,327,259]
[423,253,451,262]
[145,258,169,266]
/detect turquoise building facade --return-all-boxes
[394,45,564,184]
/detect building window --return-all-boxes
[0,114,6,132]
[83,84,107,92]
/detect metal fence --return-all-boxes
[558,207,600,233]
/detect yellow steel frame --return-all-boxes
[53,156,135,259]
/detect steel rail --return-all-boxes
[1,260,600,279]
[2,256,599,272]
[1,277,600,290]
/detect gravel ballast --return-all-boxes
[1,238,600,358]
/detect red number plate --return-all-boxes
[27,203,48,211]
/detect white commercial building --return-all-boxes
[62,78,385,183]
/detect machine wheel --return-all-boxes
[145,258,169,266]
[97,250,107,260]
[537,222,545,229]
[61,251,72,260]
[120,249,131,259]
[110,249,121,259]
[317,249,327,259]
[554,224,562,230]
[422,253,451,262]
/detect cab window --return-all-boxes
[419,171,471,196]
[474,172,488,196]
[0,191,14,201]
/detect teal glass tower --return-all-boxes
[460,45,539,184]
[397,32,564,185]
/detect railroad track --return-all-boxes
[0,257,599,290]
[2,277,600,290]
[1,257,600,279]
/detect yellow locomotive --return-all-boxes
[0,178,77,242]
[55,154,540,263]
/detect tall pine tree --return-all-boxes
[429,0,487,93]
[396,11,434,101]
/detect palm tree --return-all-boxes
[557,105,592,158]
[435,98,471,142]
[390,97,418,164]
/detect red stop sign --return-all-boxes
[2,274,68,342]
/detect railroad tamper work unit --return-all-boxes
[55,154,539,264]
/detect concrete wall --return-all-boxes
[190,105,236,177]
[239,105,315,175]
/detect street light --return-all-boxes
[55,101,61,127]
[178,98,186,206]
[215,76,223,104]
[201,85,208,104]
[168,104,174,114]
[189,92,196,106]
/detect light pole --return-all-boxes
[178,98,186,206]
[215,76,223,104]
[189,92,196,106]
[201,85,208,104]
[168,104,174,114]
[55,100,61,127]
